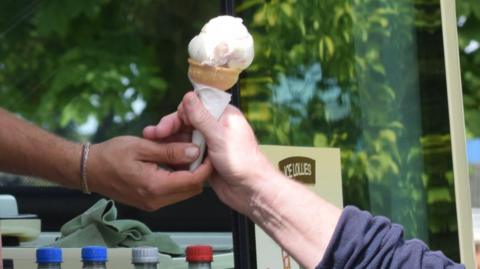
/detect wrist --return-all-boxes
[245,167,342,268]
[55,141,83,189]
[243,160,288,219]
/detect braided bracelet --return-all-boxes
[80,142,91,194]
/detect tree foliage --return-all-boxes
[238,0,461,260]
[457,0,480,138]
[0,0,217,141]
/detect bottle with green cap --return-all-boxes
[81,246,108,269]
[36,247,62,269]
[131,246,159,269]
[186,245,213,269]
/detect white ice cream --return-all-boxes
[188,15,254,70]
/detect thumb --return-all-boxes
[183,91,219,140]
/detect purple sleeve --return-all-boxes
[316,206,465,269]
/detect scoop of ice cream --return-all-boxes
[188,15,254,70]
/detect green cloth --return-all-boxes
[49,199,183,255]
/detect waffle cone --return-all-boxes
[188,58,241,90]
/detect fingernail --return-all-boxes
[185,146,199,159]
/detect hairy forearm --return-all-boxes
[0,108,81,188]
[246,169,341,269]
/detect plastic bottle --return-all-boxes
[131,246,159,269]
[186,245,213,269]
[81,246,108,269]
[3,259,14,269]
[36,247,62,269]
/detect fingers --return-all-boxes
[154,112,183,138]
[159,132,192,144]
[143,158,212,195]
[182,92,220,141]
[177,103,191,127]
[114,186,204,212]
[120,159,212,211]
[141,159,212,211]
[143,111,193,141]
[142,126,157,140]
[107,150,212,212]
[137,188,204,211]
[139,140,201,165]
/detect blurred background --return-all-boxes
[0,0,479,265]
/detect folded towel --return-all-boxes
[50,199,182,255]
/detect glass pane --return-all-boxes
[0,1,233,232]
[0,0,219,144]
[239,0,460,261]
[457,0,480,266]
[458,0,480,208]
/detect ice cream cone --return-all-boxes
[188,58,241,90]
[187,15,254,171]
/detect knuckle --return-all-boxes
[140,201,157,212]
[186,186,203,198]
[193,184,203,195]
[186,176,204,190]
[137,187,159,211]
[143,181,158,196]
[116,136,140,151]
[137,179,158,197]
[124,169,138,181]
[194,173,207,184]
[117,135,133,144]
[165,144,177,162]
[195,109,212,126]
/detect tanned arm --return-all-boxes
[0,108,81,188]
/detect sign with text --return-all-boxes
[279,156,316,184]
[255,145,343,269]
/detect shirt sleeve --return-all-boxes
[316,206,465,269]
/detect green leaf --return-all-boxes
[148,78,167,90]
[427,188,452,203]
[324,36,335,57]
[380,129,397,143]
[280,3,293,17]
[313,133,328,147]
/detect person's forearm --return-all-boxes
[246,169,342,269]
[0,108,82,188]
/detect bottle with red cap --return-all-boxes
[185,245,213,269]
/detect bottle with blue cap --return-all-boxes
[81,246,108,269]
[131,246,159,269]
[36,247,62,269]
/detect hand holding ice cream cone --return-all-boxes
[187,15,254,170]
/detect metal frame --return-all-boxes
[440,0,475,267]
[221,1,258,268]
